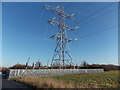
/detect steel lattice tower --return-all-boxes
[44,5,79,68]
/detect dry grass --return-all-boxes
[10,76,82,88]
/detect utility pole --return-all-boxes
[47,59,49,67]
[26,57,30,69]
[44,5,79,68]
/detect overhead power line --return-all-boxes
[75,2,116,26]
[79,25,117,39]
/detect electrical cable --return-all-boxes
[79,25,117,39]
[75,2,115,26]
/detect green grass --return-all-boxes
[48,71,119,88]
[10,70,120,88]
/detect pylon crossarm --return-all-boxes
[65,26,79,31]
[44,5,61,14]
[65,14,76,22]
[48,19,58,26]
[44,5,76,22]
[50,33,60,39]
[67,38,79,42]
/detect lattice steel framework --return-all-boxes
[44,5,79,68]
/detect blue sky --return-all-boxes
[2,2,118,67]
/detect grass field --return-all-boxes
[10,70,119,88]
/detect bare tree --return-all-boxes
[81,61,88,66]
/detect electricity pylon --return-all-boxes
[44,5,79,68]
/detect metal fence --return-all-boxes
[9,69,104,78]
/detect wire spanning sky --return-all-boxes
[2,2,118,67]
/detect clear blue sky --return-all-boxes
[2,2,118,67]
